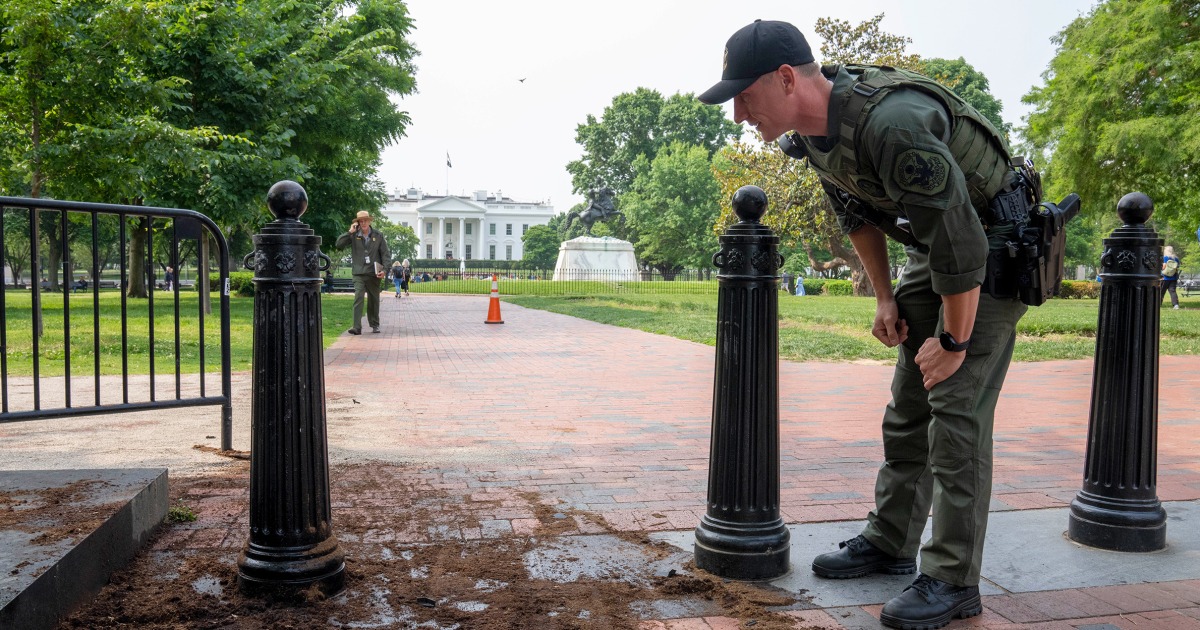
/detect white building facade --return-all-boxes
[380,188,555,261]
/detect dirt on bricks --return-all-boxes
[57,461,816,630]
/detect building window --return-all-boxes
[489,223,496,235]
[425,244,433,258]
[466,223,473,235]
[522,224,529,234]
[402,221,409,227]
[465,245,472,260]
[506,224,512,236]
[505,245,513,260]
[446,222,453,235]
[425,222,432,235]
[489,245,496,260]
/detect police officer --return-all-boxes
[700,20,1029,630]
[335,210,391,334]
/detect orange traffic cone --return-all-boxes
[485,274,504,324]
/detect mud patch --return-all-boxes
[58,462,816,629]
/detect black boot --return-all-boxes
[879,574,982,630]
[811,535,916,579]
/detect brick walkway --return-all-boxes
[314,293,1200,628]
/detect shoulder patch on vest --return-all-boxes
[894,149,948,195]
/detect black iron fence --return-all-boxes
[375,267,720,296]
[0,196,234,449]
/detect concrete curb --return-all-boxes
[0,469,168,630]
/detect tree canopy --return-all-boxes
[566,89,740,195]
[620,142,722,273]
[1022,0,1199,236]
[0,0,419,248]
[521,224,561,270]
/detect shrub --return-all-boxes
[1057,280,1101,299]
[801,278,825,294]
[822,279,854,296]
[211,272,255,297]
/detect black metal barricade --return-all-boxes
[0,196,234,449]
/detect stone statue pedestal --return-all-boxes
[552,236,638,281]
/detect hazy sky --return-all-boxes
[377,0,1098,213]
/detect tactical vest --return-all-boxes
[795,64,1017,220]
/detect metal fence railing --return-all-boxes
[0,196,234,449]
[386,267,720,296]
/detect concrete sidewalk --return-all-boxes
[4,293,1200,628]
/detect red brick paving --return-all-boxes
[252,295,1200,627]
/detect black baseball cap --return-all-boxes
[699,20,814,104]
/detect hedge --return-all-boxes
[822,279,854,296]
[211,272,255,297]
[1057,279,1101,299]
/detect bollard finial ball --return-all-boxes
[1117,192,1153,225]
[267,180,308,220]
[732,185,768,223]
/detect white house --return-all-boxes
[380,188,555,261]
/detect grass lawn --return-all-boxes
[1,290,355,376]
[505,292,1200,363]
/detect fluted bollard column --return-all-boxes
[237,181,345,597]
[694,185,790,580]
[1067,192,1167,552]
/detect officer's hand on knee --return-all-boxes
[914,338,966,390]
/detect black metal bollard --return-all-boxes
[237,181,345,597]
[1067,191,1167,552]
[694,186,790,580]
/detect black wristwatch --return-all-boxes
[939,331,970,352]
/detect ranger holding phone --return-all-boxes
[335,210,390,335]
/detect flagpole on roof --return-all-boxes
[445,151,452,198]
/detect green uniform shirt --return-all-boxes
[797,65,993,296]
[335,227,391,276]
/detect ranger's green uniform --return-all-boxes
[789,64,1028,587]
[335,226,391,332]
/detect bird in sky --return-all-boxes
[518,78,526,83]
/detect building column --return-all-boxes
[414,214,422,259]
[458,218,465,260]
[437,217,445,258]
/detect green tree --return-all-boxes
[566,89,740,195]
[918,57,1010,135]
[521,225,562,269]
[815,13,921,70]
[147,0,418,245]
[1022,0,1200,233]
[620,143,722,274]
[371,216,419,264]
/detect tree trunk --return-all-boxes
[127,217,149,298]
[826,236,872,297]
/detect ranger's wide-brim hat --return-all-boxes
[699,19,814,105]
[355,210,372,221]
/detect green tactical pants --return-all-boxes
[351,274,382,331]
[860,248,1026,587]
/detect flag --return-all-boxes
[446,152,452,168]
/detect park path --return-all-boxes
[322,293,1200,535]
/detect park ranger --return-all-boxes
[700,19,1034,630]
[336,210,391,335]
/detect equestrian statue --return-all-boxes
[564,186,624,236]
